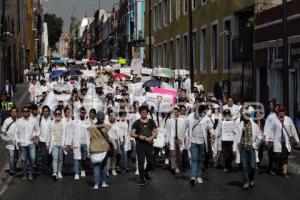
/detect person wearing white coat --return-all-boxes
[49,108,66,180]
[73,107,90,180]
[166,107,188,174]
[187,105,215,185]
[38,106,52,173]
[233,112,262,189]
[265,106,300,177]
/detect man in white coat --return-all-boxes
[1,106,18,175]
[265,106,300,178]
[166,107,188,175]
[223,97,241,122]
[15,106,39,181]
[187,105,215,185]
[73,107,90,180]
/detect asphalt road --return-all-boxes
[1,167,300,200]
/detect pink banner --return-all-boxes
[151,88,177,103]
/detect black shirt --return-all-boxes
[132,118,157,142]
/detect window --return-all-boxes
[192,32,196,70]
[184,0,188,15]
[163,0,169,26]
[211,23,218,71]
[183,35,188,68]
[176,0,181,19]
[152,5,157,31]
[158,2,162,29]
[200,27,207,72]
[163,43,167,66]
[169,40,174,67]
[169,0,173,22]
[192,0,196,9]
[153,46,157,67]
[223,19,231,70]
[176,38,180,68]
[158,45,162,66]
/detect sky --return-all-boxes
[45,0,116,32]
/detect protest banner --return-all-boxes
[146,92,174,113]
[151,88,177,103]
[221,121,237,141]
[120,67,132,76]
[141,68,153,75]
[153,127,166,148]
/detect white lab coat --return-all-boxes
[72,119,90,160]
[1,117,17,150]
[233,120,262,163]
[166,117,188,151]
[15,117,39,147]
[187,113,214,152]
[266,116,299,153]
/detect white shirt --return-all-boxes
[15,117,39,146]
[39,117,52,144]
[1,117,17,149]
[75,119,89,145]
[264,113,277,141]
[62,117,75,146]
[223,104,241,121]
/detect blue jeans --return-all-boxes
[8,149,17,173]
[93,161,108,185]
[240,146,256,183]
[190,143,205,178]
[21,144,36,174]
[74,144,88,174]
[52,146,63,173]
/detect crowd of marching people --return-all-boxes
[1,63,300,191]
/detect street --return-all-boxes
[1,167,300,200]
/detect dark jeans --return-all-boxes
[222,141,234,170]
[267,142,274,172]
[136,142,154,181]
[240,146,256,183]
[38,142,49,172]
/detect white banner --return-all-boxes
[141,68,153,75]
[146,93,173,113]
[120,67,132,76]
[221,121,237,141]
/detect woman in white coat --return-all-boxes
[233,110,262,189]
[265,106,300,177]
[49,108,66,181]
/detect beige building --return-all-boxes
[145,0,257,99]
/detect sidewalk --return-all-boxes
[0,83,29,194]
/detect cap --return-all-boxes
[96,111,105,123]
[223,109,231,115]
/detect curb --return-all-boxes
[0,163,12,197]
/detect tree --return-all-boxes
[44,13,63,49]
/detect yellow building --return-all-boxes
[145,0,256,99]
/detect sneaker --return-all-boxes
[22,174,28,181]
[52,173,57,181]
[57,172,63,179]
[250,181,255,188]
[135,169,139,176]
[170,168,176,175]
[145,174,152,181]
[101,182,109,188]
[93,184,99,190]
[175,168,180,173]
[243,182,250,190]
[281,173,289,179]
[223,168,229,173]
[80,170,86,177]
[165,159,169,165]
[112,170,117,176]
[190,177,196,185]
[197,177,203,184]
[28,173,34,181]
[138,179,146,186]
[269,170,276,176]
[74,174,80,180]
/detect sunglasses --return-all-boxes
[55,113,62,116]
